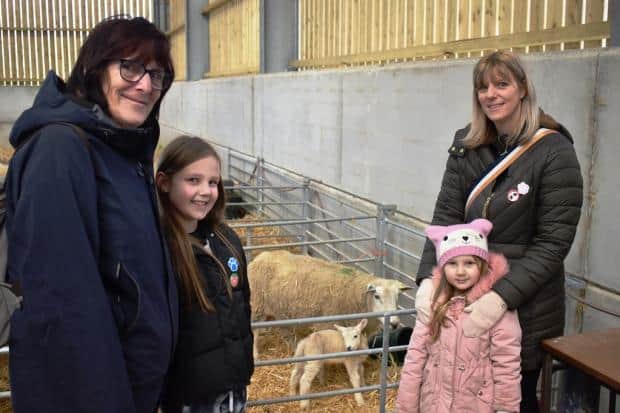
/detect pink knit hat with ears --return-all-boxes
[425,219,493,268]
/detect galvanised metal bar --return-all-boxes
[379,312,392,413]
[224,184,305,191]
[304,228,369,265]
[306,200,376,239]
[226,201,304,207]
[255,345,409,367]
[246,383,399,407]
[385,218,426,238]
[251,308,415,329]
[249,309,415,409]
[335,257,375,265]
[302,178,311,255]
[228,215,374,229]
[242,235,375,251]
[384,240,422,261]
[383,262,416,282]
[375,205,397,278]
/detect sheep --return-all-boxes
[223,178,248,219]
[249,250,411,357]
[290,318,369,409]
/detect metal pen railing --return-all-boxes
[248,308,415,412]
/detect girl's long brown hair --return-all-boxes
[156,135,231,312]
[428,257,488,342]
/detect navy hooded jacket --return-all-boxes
[6,71,179,413]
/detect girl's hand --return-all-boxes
[414,278,434,324]
[463,291,507,337]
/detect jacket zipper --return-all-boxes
[482,192,494,218]
[449,317,461,411]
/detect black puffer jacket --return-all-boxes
[417,115,583,371]
[161,223,253,411]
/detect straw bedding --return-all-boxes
[228,212,302,260]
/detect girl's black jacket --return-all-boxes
[161,222,253,412]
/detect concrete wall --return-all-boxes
[0,86,38,147]
[0,50,617,332]
[159,48,620,331]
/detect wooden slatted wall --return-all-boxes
[204,0,260,78]
[294,0,610,69]
[167,0,186,80]
[0,0,153,86]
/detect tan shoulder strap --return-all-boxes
[464,128,556,216]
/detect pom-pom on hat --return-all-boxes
[425,219,493,268]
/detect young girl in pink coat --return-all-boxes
[396,219,522,413]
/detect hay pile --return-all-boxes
[0,146,13,164]
[229,212,302,259]
[248,329,399,412]
[0,357,12,413]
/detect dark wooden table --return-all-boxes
[541,328,620,413]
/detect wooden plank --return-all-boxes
[289,20,610,68]
[202,0,233,16]
[529,0,545,52]
[425,0,433,46]
[414,0,424,46]
[497,0,512,36]
[204,65,260,78]
[564,0,582,50]
[546,0,565,50]
[470,0,482,39]
[364,0,371,53]
[436,0,445,43]
[405,0,414,47]
[446,0,456,42]
[512,0,527,52]
[584,0,604,48]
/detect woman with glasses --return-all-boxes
[5,16,177,413]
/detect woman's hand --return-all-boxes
[463,291,507,337]
[414,278,434,324]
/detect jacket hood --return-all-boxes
[539,110,573,143]
[10,71,159,161]
[431,252,509,305]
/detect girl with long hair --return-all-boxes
[157,136,253,413]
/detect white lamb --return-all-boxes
[289,318,368,409]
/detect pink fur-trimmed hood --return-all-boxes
[431,252,510,304]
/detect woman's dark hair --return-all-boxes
[66,15,174,124]
[156,136,229,312]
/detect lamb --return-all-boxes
[289,318,369,409]
[249,250,411,357]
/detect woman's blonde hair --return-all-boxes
[428,257,488,342]
[463,50,539,148]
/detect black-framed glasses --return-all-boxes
[119,59,171,90]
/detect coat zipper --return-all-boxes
[449,317,461,411]
[482,192,494,218]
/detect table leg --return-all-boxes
[541,354,554,413]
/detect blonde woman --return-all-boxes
[414,51,583,413]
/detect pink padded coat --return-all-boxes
[396,253,522,413]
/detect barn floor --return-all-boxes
[248,329,400,413]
